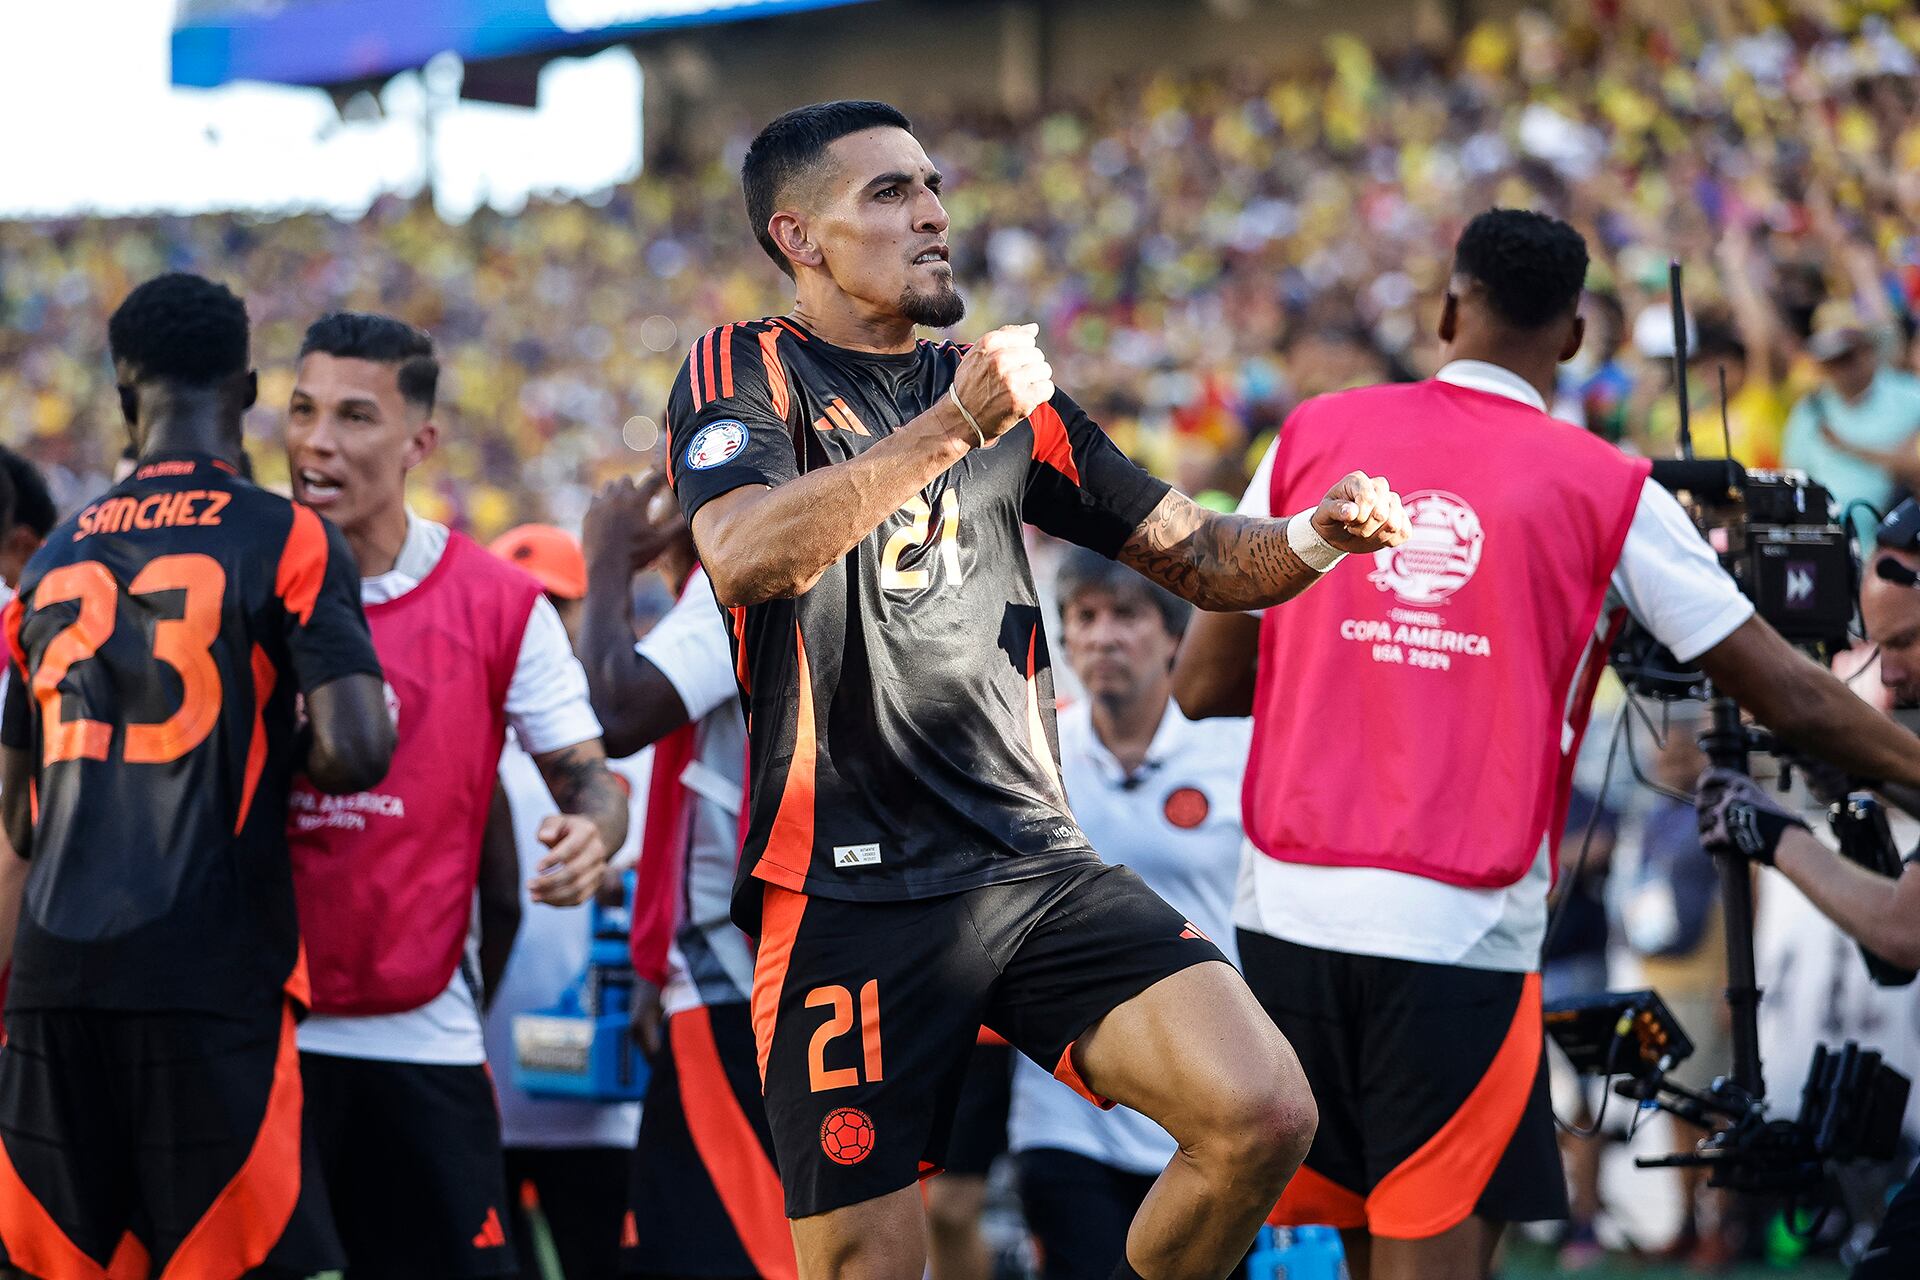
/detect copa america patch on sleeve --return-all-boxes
[685,420,747,470]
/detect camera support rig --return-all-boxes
[1544,261,1909,1204]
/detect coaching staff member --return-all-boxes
[1174,209,1920,1280]
[667,100,1411,1280]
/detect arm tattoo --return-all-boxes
[536,740,631,851]
[1118,489,1322,612]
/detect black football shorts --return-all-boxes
[752,862,1227,1218]
[0,997,342,1279]
[300,1051,518,1277]
[623,1001,793,1279]
[1239,931,1567,1239]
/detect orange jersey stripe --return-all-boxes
[672,1007,797,1280]
[1365,972,1543,1239]
[702,333,719,410]
[158,999,307,1278]
[753,625,815,887]
[769,317,808,342]
[275,504,329,626]
[758,329,790,421]
[830,399,870,436]
[729,606,751,695]
[2,596,24,673]
[752,883,808,1084]
[1028,402,1079,485]
[234,644,277,835]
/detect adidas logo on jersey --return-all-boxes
[833,843,882,868]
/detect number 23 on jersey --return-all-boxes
[27,553,227,766]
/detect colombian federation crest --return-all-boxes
[1368,490,1483,606]
[684,419,746,471]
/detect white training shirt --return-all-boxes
[300,514,605,1065]
[1233,361,1754,971]
[484,740,648,1149]
[1007,699,1252,1174]
[635,567,753,1017]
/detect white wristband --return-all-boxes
[1286,510,1347,573]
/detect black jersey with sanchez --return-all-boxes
[1,453,380,1013]
[666,319,1168,928]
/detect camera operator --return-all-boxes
[1696,502,1920,973]
[1174,208,1920,1280]
[1694,513,1920,1279]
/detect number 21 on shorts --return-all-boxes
[806,980,882,1093]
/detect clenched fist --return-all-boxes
[1311,472,1412,554]
[947,324,1055,445]
[583,471,691,584]
[530,814,610,907]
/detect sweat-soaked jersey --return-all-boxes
[0,452,381,1013]
[666,318,1169,931]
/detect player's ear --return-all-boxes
[118,384,138,428]
[402,417,440,471]
[1437,293,1459,345]
[1561,313,1585,364]
[769,211,822,272]
[240,370,258,411]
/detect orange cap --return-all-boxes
[489,524,587,600]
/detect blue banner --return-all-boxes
[172,0,875,89]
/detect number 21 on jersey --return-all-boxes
[29,553,227,766]
[880,494,962,593]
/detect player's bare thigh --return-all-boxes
[788,1183,927,1280]
[1071,959,1313,1153]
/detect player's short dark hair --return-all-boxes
[107,272,250,387]
[299,312,439,414]
[0,448,55,538]
[1055,546,1192,639]
[1452,209,1589,330]
[742,100,913,278]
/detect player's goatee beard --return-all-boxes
[901,282,966,330]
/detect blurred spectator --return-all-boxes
[1643,321,1790,469]
[1783,301,1920,536]
[1574,292,1633,445]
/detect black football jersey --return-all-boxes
[0,452,381,1013]
[667,319,1170,930]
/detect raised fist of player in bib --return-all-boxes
[948,324,1055,444]
[1312,471,1413,554]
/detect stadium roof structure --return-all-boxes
[171,0,877,94]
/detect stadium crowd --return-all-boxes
[7,2,1920,1279]
[5,0,1920,528]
